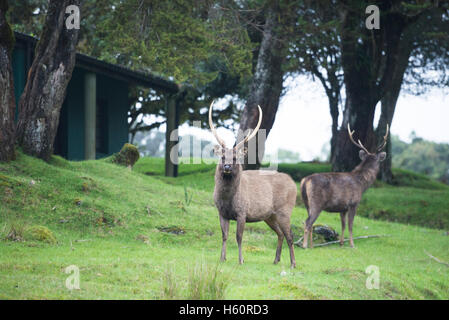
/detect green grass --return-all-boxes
[0,153,448,299]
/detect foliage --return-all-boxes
[6,0,47,36]
[95,0,252,86]
[276,149,301,163]
[392,134,449,183]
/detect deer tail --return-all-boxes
[300,177,309,211]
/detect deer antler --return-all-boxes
[208,100,227,148]
[347,124,372,155]
[209,102,263,150]
[376,124,389,152]
[234,105,263,151]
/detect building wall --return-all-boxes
[97,74,129,159]
[12,47,26,119]
[64,68,85,160]
[12,48,130,161]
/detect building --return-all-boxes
[12,32,180,176]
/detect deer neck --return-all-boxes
[215,165,242,200]
[351,162,378,192]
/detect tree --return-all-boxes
[238,0,298,169]
[288,0,343,161]
[91,0,253,141]
[16,0,82,161]
[0,0,16,161]
[289,0,448,182]
[332,0,448,175]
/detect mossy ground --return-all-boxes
[0,153,448,299]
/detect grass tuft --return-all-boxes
[187,262,229,300]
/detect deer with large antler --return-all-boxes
[300,124,389,248]
[209,102,297,268]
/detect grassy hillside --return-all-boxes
[135,158,449,230]
[0,153,448,299]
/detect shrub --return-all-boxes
[24,226,57,244]
[113,143,140,168]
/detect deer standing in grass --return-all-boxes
[301,124,389,248]
[209,102,297,268]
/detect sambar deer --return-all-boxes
[209,102,297,268]
[301,124,389,248]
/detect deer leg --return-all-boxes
[236,217,246,264]
[219,215,229,261]
[277,216,296,269]
[265,217,284,264]
[302,227,309,249]
[340,211,347,246]
[304,208,320,249]
[309,227,314,248]
[347,206,357,248]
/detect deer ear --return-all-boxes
[377,152,387,162]
[359,150,368,161]
[214,145,223,156]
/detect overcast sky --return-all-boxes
[176,75,449,161]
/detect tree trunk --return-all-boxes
[376,96,396,183]
[0,0,16,162]
[238,3,291,170]
[328,94,339,162]
[16,0,81,161]
[332,97,377,172]
[376,39,414,183]
[332,1,410,173]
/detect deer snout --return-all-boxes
[223,164,232,173]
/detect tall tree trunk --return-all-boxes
[328,96,339,162]
[376,39,413,182]
[376,102,394,182]
[238,3,292,170]
[16,0,81,161]
[0,0,16,162]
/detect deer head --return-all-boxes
[347,123,389,164]
[209,101,262,177]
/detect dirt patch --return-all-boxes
[158,226,186,235]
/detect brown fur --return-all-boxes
[214,149,297,267]
[300,151,386,248]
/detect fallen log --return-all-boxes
[294,235,387,248]
[424,250,449,267]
